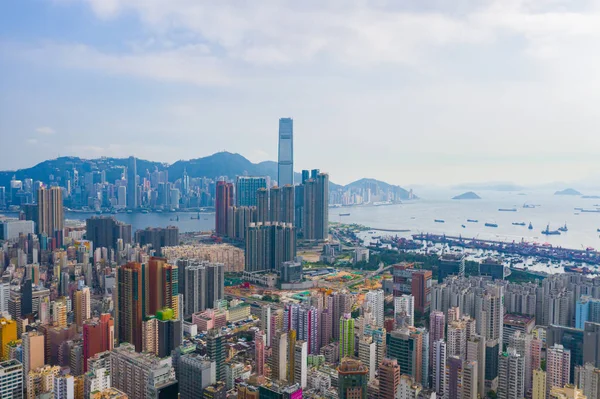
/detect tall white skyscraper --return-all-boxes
[366,290,385,327]
[358,337,376,382]
[294,341,308,389]
[432,339,447,397]
[278,118,294,186]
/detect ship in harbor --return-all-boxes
[542,224,561,235]
[338,213,351,216]
[512,222,526,226]
[485,222,498,228]
[558,223,568,232]
[434,219,445,223]
[523,203,536,208]
[499,208,517,212]
[467,219,478,223]
[528,222,533,230]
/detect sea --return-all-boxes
[3,188,600,251]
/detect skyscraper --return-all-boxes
[269,186,282,222]
[256,188,269,224]
[255,330,265,377]
[37,186,64,236]
[388,327,424,383]
[270,331,288,381]
[358,337,376,382]
[301,173,329,240]
[365,290,385,327]
[134,226,179,256]
[127,156,137,209]
[281,185,295,224]
[83,314,114,372]
[245,222,296,272]
[115,262,145,351]
[85,217,132,251]
[432,339,447,397]
[178,353,216,399]
[339,315,355,359]
[574,363,600,399]
[0,360,23,399]
[294,340,308,389]
[235,177,267,207]
[533,369,546,399]
[338,358,368,399]
[147,257,179,319]
[379,358,401,399]
[179,260,224,316]
[278,118,294,187]
[215,181,233,236]
[497,348,524,399]
[206,329,225,382]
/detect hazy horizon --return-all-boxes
[2,1,600,186]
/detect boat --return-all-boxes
[581,209,600,213]
[485,223,498,228]
[523,204,535,208]
[461,225,466,228]
[434,219,445,223]
[541,224,561,235]
[597,228,600,233]
[512,222,526,226]
[339,213,351,216]
[558,223,568,232]
[528,222,533,230]
[141,209,149,214]
[467,219,478,223]
[498,208,517,212]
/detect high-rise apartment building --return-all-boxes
[83,314,114,372]
[37,186,64,236]
[394,294,414,327]
[115,262,145,351]
[550,384,587,399]
[179,260,224,316]
[432,339,447,397]
[235,176,267,207]
[278,118,294,187]
[22,331,44,379]
[245,222,296,272]
[269,186,282,223]
[533,369,547,399]
[497,348,525,399]
[462,360,479,399]
[339,315,355,359]
[466,334,486,398]
[281,185,295,224]
[178,353,216,399]
[388,327,424,383]
[255,330,265,377]
[358,337,376,382]
[256,188,269,224]
[270,331,288,381]
[392,264,432,313]
[547,344,572,398]
[110,343,178,399]
[337,357,368,399]
[206,329,225,382]
[127,156,138,209]
[0,360,23,399]
[301,173,329,240]
[134,226,178,256]
[574,363,600,399]
[365,290,385,327]
[0,318,17,360]
[215,181,233,236]
[294,340,308,389]
[147,257,179,318]
[438,254,465,282]
[379,358,401,399]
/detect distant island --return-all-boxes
[555,188,582,196]
[582,195,600,199]
[453,191,481,200]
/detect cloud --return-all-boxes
[35,126,55,135]
[26,138,38,145]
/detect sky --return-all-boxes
[2,0,600,187]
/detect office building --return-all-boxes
[127,156,137,209]
[236,176,267,207]
[548,344,572,397]
[0,360,23,399]
[178,353,216,399]
[338,357,368,399]
[86,217,132,251]
[115,262,145,351]
[281,261,303,284]
[388,327,424,383]
[22,331,44,379]
[550,384,587,399]
[134,226,178,256]
[574,363,600,399]
[479,258,506,280]
[215,181,233,236]
[110,343,178,399]
[533,369,547,399]
[37,186,64,236]
[378,358,400,399]
[392,264,432,313]
[438,254,465,282]
[245,222,296,272]
[278,117,294,187]
[462,360,479,399]
[339,315,355,359]
[0,220,34,241]
[206,329,225,382]
[497,348,524,399]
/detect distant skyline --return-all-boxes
[2,1,600,186]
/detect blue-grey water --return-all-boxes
[337,189,600,251]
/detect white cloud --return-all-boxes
[35,126,55,135]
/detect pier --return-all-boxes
[411,233,600,265]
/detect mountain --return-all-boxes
[452,191,481,200]
[0,153,410,196]
[554,188,582,196]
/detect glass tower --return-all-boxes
[278,118,294,186]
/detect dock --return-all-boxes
[412,233,600,265]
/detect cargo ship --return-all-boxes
[499,208,517,212]
[467,219,478,223]
[339,213,351,216]
[434,219,445,223]
[512,222,526,226]
[485,222,498,228]
[542,224,561,235]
